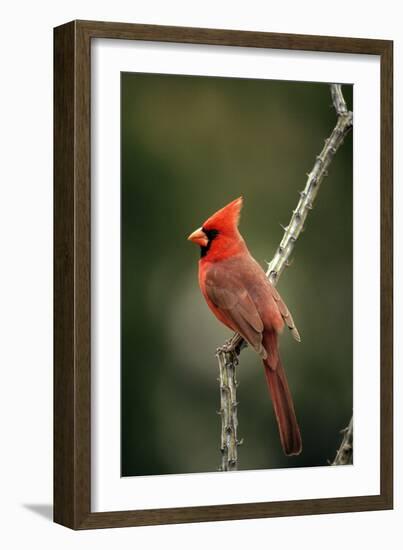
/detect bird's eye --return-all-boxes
[203,228,219,241]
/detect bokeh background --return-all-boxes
[121,73,353,477]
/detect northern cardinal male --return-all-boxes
[187,197,302,455]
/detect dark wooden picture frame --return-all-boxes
[54,20,393,530]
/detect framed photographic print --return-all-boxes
[54,20,393,529]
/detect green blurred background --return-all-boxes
[121,73,353,477]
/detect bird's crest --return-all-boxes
[202,197,243,233]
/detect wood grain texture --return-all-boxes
[54,20,393,530]
[54,21,76,528]
[74,19,391,54]
[380,40,393,507]
[54,21,91,529]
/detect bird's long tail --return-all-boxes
[263,332,302,456]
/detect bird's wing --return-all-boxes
[205,269,267,359]
[271,286,301,342]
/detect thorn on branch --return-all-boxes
[285,258,294,268]
[332,416,353,466]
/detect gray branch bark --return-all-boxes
[217,351,241,471]
[332,416,353,465]
[217,84,353,471]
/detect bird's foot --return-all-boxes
[216,335,241,355]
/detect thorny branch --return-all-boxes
[332,416,353,465]
[216,84,353,471]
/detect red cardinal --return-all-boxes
[188,197,302,456]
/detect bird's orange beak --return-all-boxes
[187,227,208,247]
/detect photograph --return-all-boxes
[120,73,353,477]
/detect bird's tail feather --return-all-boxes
[263,336,302,456]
